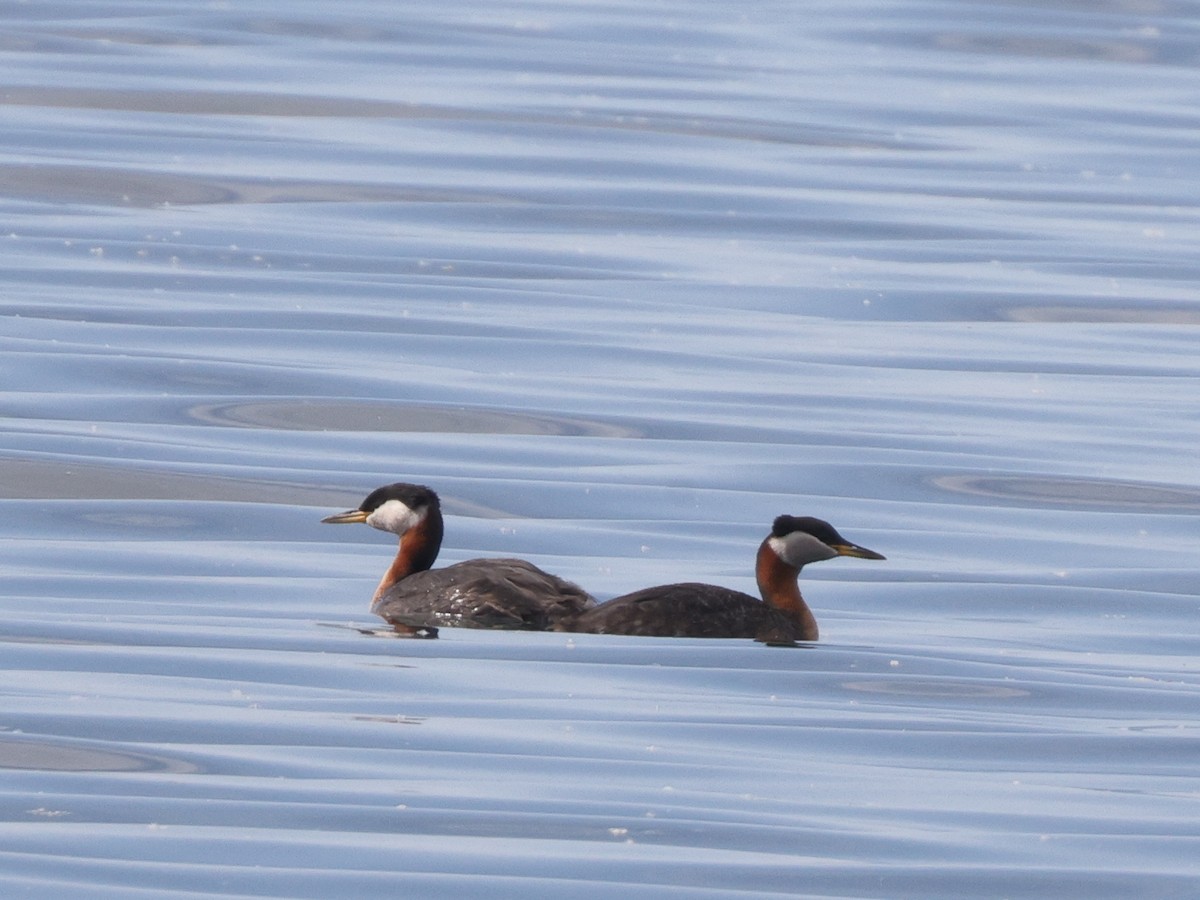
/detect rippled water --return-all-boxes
[3,1,1199,897]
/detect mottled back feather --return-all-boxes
[373,558,595,631]
[558,583,803,642]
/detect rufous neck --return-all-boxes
[755,538,818,641]
[373,506,443,602]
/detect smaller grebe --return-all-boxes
[323,483,595,636]
[556,515,883,643]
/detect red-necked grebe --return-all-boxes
[323,482,595,636]
[556,515,883,643]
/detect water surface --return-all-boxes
[2,1,1199,897]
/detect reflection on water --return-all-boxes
[0,737,198,774]
[0,458,342,504]
[932,31,1158,64]
[1006,305,1200,325]
[1,86,430,117]
[935,474,1200,510]
[0,163,508,207]
[842,678,1029,699]
[190,401,639,436]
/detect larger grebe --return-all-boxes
[322,483,595,636]
[556,515,883,642]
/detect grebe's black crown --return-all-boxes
[360,482,439,514]
[771,514,840,545]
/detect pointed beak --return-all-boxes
[832,542,886,561]
[321,509,369,525]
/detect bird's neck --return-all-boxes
[755,539,818,641]
[373,507,444,602]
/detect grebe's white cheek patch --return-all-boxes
[366,499,422,535]
[769,532,837,568]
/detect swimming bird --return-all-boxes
[322,482,595,636]
[556,515,883,643]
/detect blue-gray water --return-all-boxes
[2,2,1199,897]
